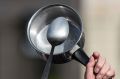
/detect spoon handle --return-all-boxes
[41,46,55,79]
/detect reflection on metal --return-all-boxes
[27,4,83,64]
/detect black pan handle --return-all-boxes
[72,48,89,66]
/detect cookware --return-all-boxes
[27,4,89,66]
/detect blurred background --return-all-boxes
[0,0,120,79]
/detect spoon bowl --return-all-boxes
[47,17,69,46]
[41,17,69,79]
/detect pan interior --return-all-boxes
[27,5,82,55]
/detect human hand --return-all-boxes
[85,52,115,79]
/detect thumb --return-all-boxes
[85,56,95,79]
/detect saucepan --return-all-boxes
[27,4,89,66]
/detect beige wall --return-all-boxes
[79,0,120,79]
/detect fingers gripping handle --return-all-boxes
[73,48,89,66]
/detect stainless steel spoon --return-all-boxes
[41,17,69,79]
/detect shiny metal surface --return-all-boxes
[41,17,69,79]
[27,4,83,63]
[47,17,69,46]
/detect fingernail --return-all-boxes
[89,56,94,62]
[96,75,101,79]
[95,68,99,73]
[103,76,107,79]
